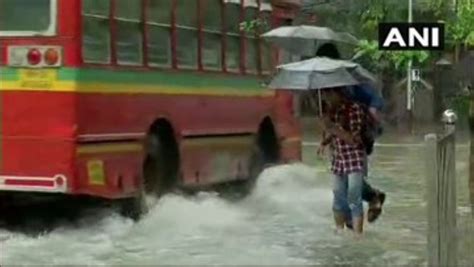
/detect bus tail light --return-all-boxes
[44,48,60,65]
[27,48,42,65]
[7,46,63,68]
[54,175,65,187]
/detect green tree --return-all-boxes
[309,0,472,120]
[309,0,473,71]
[445,0,474,61]
[242,0,473,72]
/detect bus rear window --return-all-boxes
[0,0,53,35]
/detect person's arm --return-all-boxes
[348,104,364,143]
[369,92,384,111]
[316,117,354,144]
[351,84,384,121]
[321,131,332,146]
[324,104,364,145]
[325,123,356,144]
[369,107,386,127]
[317,131,331,156]
[368,92,384,124]
[316,111,355,144]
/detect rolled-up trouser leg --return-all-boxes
[332,173,351,227]
[362,179,377,202]
[347,172,364,219]
[361,157,376,202]
[345,179,378,227]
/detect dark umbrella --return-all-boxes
[269,57,377,115]
[269,57,376,90]
[261,25,359,56]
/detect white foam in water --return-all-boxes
[0,162,443,265]
[1,164,335,265]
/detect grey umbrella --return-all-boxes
[261,25,359,56]
[269,57,377,115]
[269,57,377,90]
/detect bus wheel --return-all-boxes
[243,118,281,194]
[143,121,180,197]
[120,120,179,221]
[244,146,265,191]
[119,189,147,221]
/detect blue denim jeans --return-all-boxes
[332,171,364,218]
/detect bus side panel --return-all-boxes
[74,92,279,196]
[75,150,142,199]
[1,91,76,192]
[76,94,275,138]
[274,91,302,163]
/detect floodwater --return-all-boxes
[0,138,473,266]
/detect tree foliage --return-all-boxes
[241,0,473,74]
[446,1,474,46]
[239,19,267,33]
[353,39,430,74]
[311,0,473,74]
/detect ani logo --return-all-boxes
[379,23,445,51]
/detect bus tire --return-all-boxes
[242,118,281,194]
[143,123,179,197]
[119,189,147,221]
[244,146,265,192]
[120,120,179,221]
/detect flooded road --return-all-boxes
[1,141,473,266]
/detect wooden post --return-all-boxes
[425,121,458,266]
[425,134,440,266]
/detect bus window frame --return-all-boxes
[81,0,113,65]
[144,0,172,68]
[223,0,244,74]
[114,0,144,66]
[0,0,58,37]
[174,0,200,70]
[199,0,223,72]
[259,4,273,75]
[243,3,260,75]
[81,0,272,76]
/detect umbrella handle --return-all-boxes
[318,89,323,117]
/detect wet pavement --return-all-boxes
[0,131,473,266]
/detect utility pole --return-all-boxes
[407,0,414,132]
[470,89,474,215]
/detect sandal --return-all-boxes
[368,192,386,223]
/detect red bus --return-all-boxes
[0,0,302,218]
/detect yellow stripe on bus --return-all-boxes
[182,136,254,148]
[0,81,76,92]
[77,83,274,96]
[77,143,143,155]
[0,81,274,97]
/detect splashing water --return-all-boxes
[0,164,341,265]
[1,145,472,266]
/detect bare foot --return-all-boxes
[334,227,344,235]
[353,232,364,240]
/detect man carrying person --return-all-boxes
[317,85,386,229]
[313,43,386,226]
[345,83,386,223]
[316,87,368,235]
